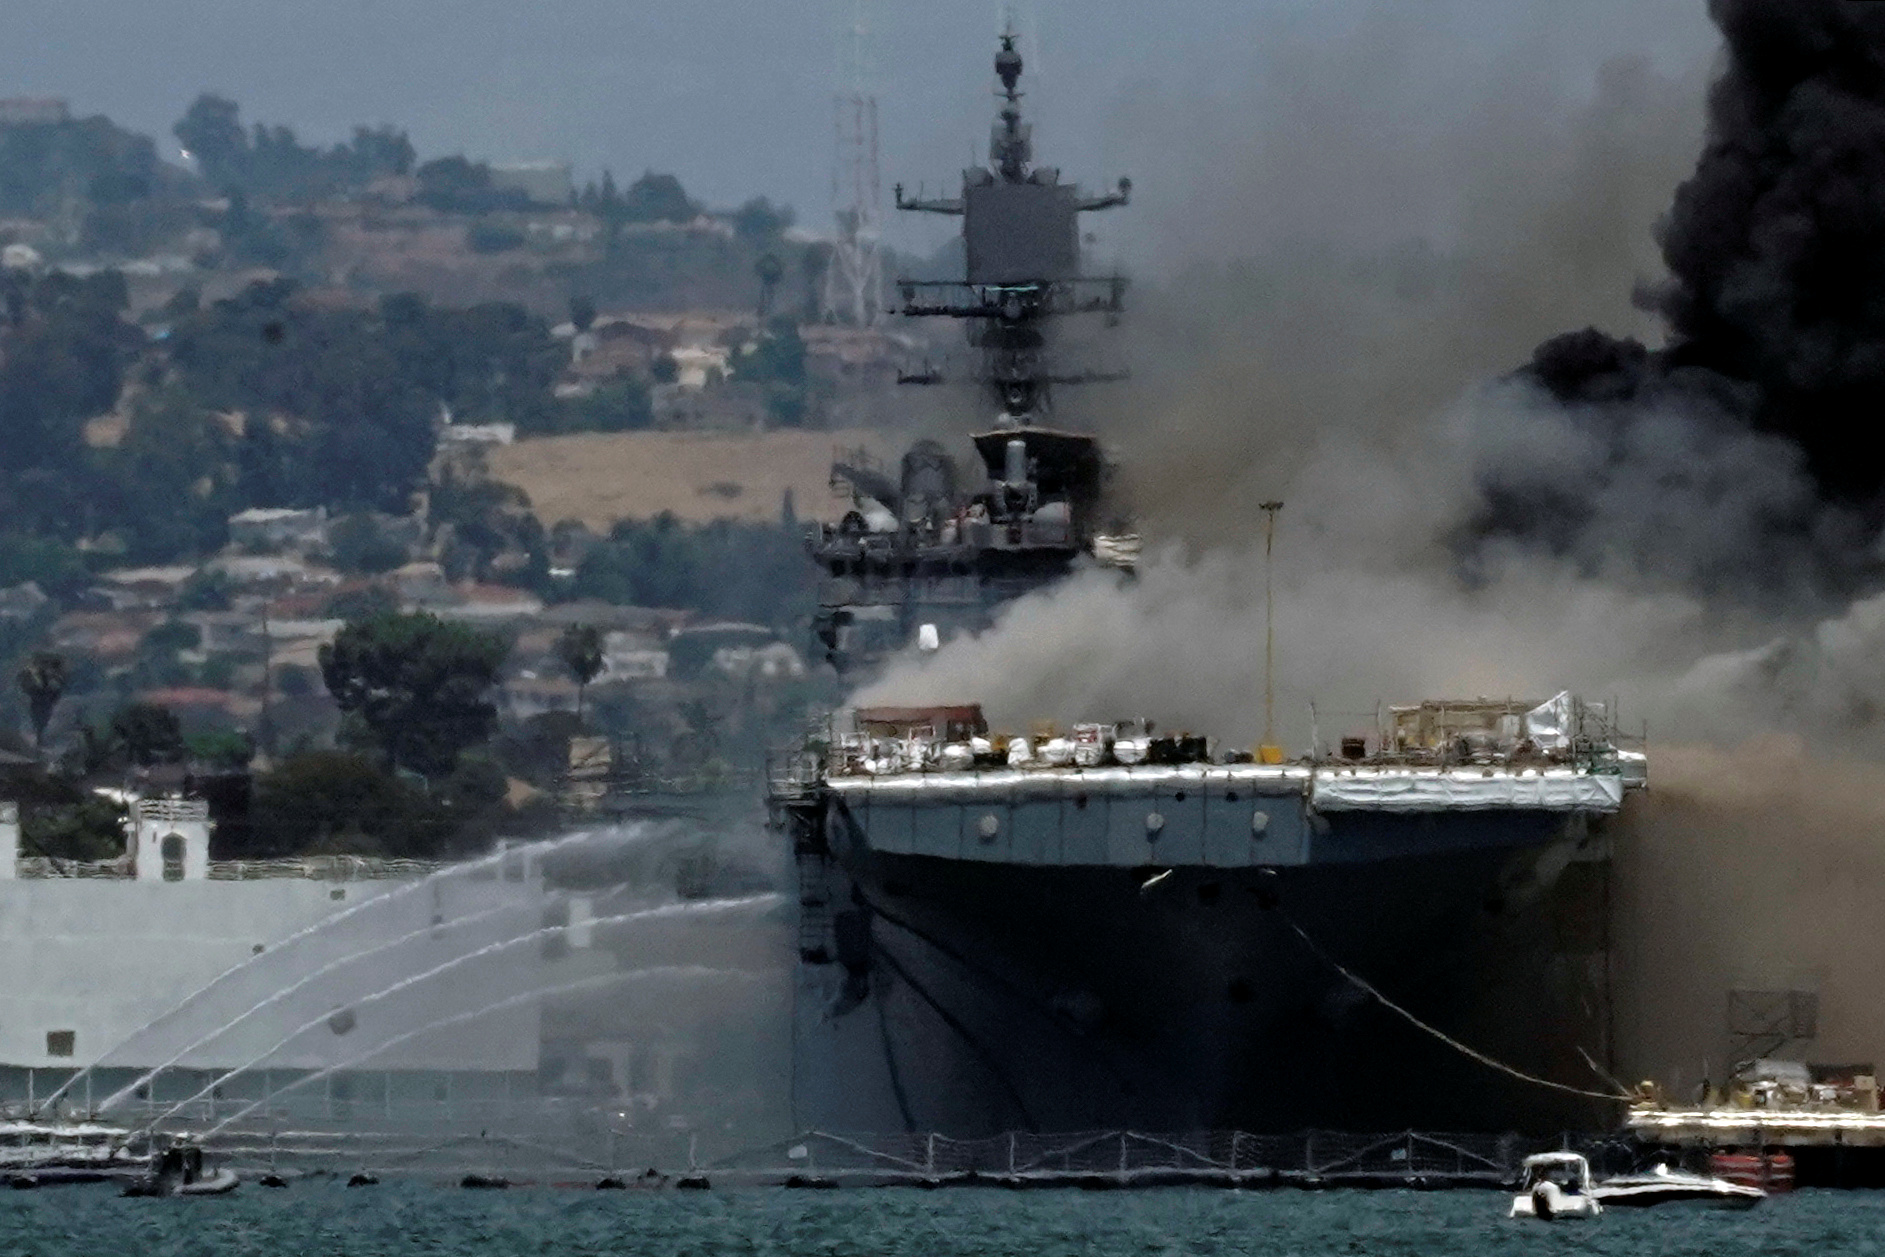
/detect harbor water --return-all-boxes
[4,1182,1883,1256]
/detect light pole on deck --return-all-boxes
[1259,501,1284,760]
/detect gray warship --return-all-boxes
[778,37,1645,1137]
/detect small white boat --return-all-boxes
[176,1167,241,1196]
[123,1143,240,1198]
[1510,1152,1603,1220]
[1594,1162,1764,1209]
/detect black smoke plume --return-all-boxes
[1471,0,1885,601]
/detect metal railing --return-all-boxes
[131,798,210,823]
[706,1128,1640,1186]
[206,856,443,882]
[13,855,441,882]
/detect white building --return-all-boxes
[228,506,329,553]
[490,161,574,207]
[0,800,545,1118]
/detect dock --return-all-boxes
[1627,1107,1885,1187]
[1629,1108,1885,1148]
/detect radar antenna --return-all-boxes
[892,26,1130,422]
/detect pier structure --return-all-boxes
[1628,1105,1885,1188]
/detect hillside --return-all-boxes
[487,429,895,528]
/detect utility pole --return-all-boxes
[258,608,275,763]
[1259,501,1284,759]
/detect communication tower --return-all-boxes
[821,0,883,326]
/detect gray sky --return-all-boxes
[4,1,1718,262]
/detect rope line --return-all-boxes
[872,940,1039,1132]
[1281,916,1629,1103]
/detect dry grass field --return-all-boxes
[487,428,896,528]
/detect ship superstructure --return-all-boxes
[810,33,1135,671]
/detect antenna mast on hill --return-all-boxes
[822,0,883,327]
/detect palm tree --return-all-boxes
[556,625,605,724]
[16,652,68,753]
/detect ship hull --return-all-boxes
[792,833,1614,1136]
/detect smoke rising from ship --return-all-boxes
[855,1,1885,1088]
[1471,0,1885,602]
[865,0,1885,752]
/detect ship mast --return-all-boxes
[893,29,1130,425]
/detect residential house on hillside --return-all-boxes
[178,610,264,660]
[228,506,329,553]
[490,161,574,207]
[135,685,261,728]
[262,617,345,659]
[800,324,908,385]
[427,583,544,624]
[0,582,48,625]
[49,610,163,664]
[536,600,691,637]
[207,555,343,590]
[94,566,196,610]
[557,317,671,392]
[669,343,731,390]
[390,561,450,604]
[710,640,804,680]
[501,674,582,722]
[438,420,515,447]
[602,633,670,681]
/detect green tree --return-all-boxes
[731,318,807,386]
[733,197,794,243]
[93,387,238,563]
[175,94,414,202]
[556,379,651,435]
[108,701,185,768]
[0,269,135,485]
[556,624,605,723]
[322,585,398,622]
[15,651,67,750]
[22,794,126,862]
[249,750,437,857]
[467,223,525,254]
[319,611,508,777]
[328,513,409,574]
[621,171,696,224]
[177,568,234,611]
[415,155,526,214]
[249,749,507,859]
[570,514,810,625]
[754,252,784,319]
[730,317,808,426]
[800,243,832,319]
[174,94,248,187]
[186,728,255,770]
[0,534,87,598]
[1,110,162,220]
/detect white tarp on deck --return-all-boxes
[1312,768,1624,813]
[1525,691,1577,750]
